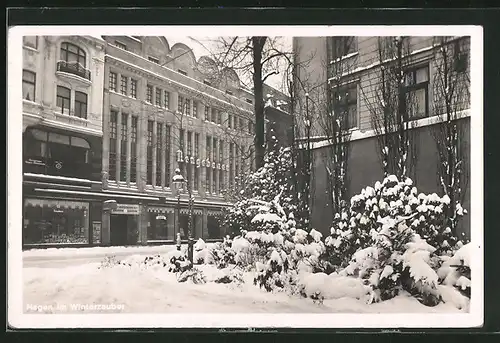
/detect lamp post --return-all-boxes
[172,168,194,263]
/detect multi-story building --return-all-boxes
[293,36,471,238]
[100,36,255,246]
[22,35,106,247]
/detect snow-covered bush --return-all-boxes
[214,268,245,285]
[254,248,296,293]
[193,238,215,265]
[289,229,334,274]
[177,267,207,284]
[166,250,192,273]
[437,242,472,298]
[326,175,465,268]
[221,133,299,236]
[208,236,237,269]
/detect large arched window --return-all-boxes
[60,42,86,67]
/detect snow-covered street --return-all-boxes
[23,248,464,314]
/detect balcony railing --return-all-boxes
[56,61,91,81]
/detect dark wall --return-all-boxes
[311,118,471,240]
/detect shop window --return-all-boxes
[148,212,169,240]
[207,216,221,239]
[23,200,90,245]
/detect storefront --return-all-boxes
[108,203,140,246]
[23,198,91,246]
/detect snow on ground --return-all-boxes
[23,256,463,314]
[23,245,180,259]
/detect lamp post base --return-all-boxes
[187,237,194,264]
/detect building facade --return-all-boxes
[100,36,255,246]
[22,35,107,247]
[293,36,471,238]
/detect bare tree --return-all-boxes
[363,36,419,180]
[431,36,470,232]
[197,36,292,170]
[319,37,357,216]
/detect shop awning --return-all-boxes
[24,198,89,210]
[147,206,175,214]
[207,210,223,217]
[180,208,204,215]
[33,188,160,201]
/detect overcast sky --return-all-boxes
[164,36,293,92]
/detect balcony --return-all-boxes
[56,61,92,87]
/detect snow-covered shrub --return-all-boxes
[254,248,297,293]
[208,236,237,269]
[221,133,299,236]
[193,238,215,265]
[166,250,192,273]
[99,255,121,269]
[437,242,472,298]
[297,272,373,304]
[214,268,245,285]
[326,175,465,268]
[288,229,334,274]
[177,267,207,284]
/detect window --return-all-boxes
[226,90,233,96]
[193,102,198,118]
[109,111,118,181]
[156,123,163,186]
[333,83,358,129]
[401,65,430,120]
[146,84,153,103]
[187,131,193,156]
[329,36,357,61]
[60,42,86,67]
[148,56,160,64]
[206,167,211,194]
[109,72,117,92]
[219,141,224,164]
[115,41,127,50]
[203,80,211,86]
[248,120,253,133]
[165,124,171,187]
[130,116,138,183]
[235,144,240,181]
[204,106,210,121]
[178,95,185,114]
[130,78,137,98]
[194,133,200,157]
[239,118,245,131]
[147,120,154,185]
[453,40,469,73]
[211,108,217,123]
[56,86,71,114]
[228,114,233,129]
[185,99,191,116]
[120,113,128,182]
[213,138,218,165]
[213,167,217,194]
[206,136,211,160]
[229,143,234,187]
[74,91,88,119]
[155,87,162,107]
[219,166,224,192]
[120,75,128,95]
[163,90,170,109]
[178,69,187,76]
[23,36,38,49]
[217,111,222,125]
[245,98,253,104]
[22,70,36,101]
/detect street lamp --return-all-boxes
[172,168,194,263]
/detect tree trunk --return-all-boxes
[252,37,266,169]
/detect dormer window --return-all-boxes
[115,41,127,50]
[178,69,188,76]
[148,56,160,64]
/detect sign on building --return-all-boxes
[111,204,140,215]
